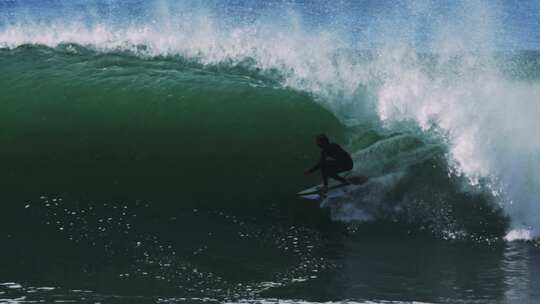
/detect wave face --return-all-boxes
[1,0,540,301]
[1,0,539,236]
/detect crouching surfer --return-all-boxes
[304,134,353,193]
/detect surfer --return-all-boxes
[304,134,353,192]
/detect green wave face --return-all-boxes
[0,46,346,203]
[0,44,512,240]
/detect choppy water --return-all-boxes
[1,0,540,303]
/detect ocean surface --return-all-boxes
[1,0,540,303]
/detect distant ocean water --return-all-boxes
[1,1,540,303]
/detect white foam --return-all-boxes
[372,38,540,237]
[504,229,534,241]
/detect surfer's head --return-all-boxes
[316,134,329,148]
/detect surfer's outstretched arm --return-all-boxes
[305,152,325,175]
[305,162,320,174]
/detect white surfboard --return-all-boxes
[298,173,368,200]
[298,186,353,200]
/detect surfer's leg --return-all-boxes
[330,172,349,184]
[323,161,349,184]
[321,164,329,186]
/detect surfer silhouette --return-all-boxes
[304,134,353,192]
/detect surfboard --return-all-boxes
[298,186,352,201]
[297,180,351,196]
[298,173,368,200]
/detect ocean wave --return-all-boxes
[1,0,540,239]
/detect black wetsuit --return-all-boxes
[308,143,353,186]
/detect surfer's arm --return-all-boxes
[306,162,321,174]
[305,151,325,174]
